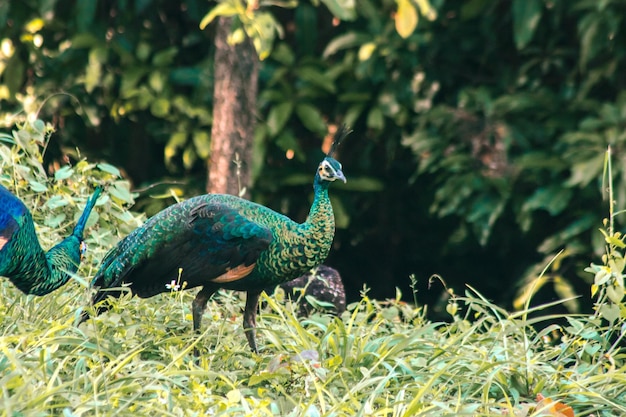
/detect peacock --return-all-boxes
[0,184,102,295]
[80,126,350,353]
[277,265,346,317]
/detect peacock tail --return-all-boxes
[0,185,102,295]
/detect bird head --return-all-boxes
[317,158,346,183]
[316,125,350,184]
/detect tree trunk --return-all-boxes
[207,16,259,198]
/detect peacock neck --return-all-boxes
[9,237,81,296]
[299,177,335,258]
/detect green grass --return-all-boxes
[1,282,625,416]
[1,120,626,416]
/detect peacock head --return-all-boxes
[317,158,346,183]
[316,125,350,184]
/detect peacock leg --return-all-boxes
[243,289,263,354]
[192,286,215,356]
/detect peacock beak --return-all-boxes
[336,170,346,183]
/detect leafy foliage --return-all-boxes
[3,0,626,311]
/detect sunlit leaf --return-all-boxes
[54,166,74,181]
[150,98,171,118]
[319,0,357,21]
[192,130,211,159]
[358,42,377,61]
[599,303,620,323]
[395,0,418,39]
[97,163,122,177]
[199,2,239,30]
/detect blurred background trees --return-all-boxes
[2,0,626,314]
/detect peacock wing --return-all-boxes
[93,200,273,299]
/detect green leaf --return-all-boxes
[358,42,377,61]
[150,98,171,118]
[606,283,624,304]
[295,103,327,135]
[109,183,133,204]
[4,55,25,96]
[512,0,542,49]
[522,186,572,216]
[32,119,46,135]
[45,195,68,210]
[149,71,166,93]
[44,213,66,228]
[70,33,99,48]
[319,0,357,21]
[192,130,211,159]
[182,145,197,170]
[54,166,74,181]
[267,102,293,137]
[120,67,149,92]
[248,12,280,60]
[366,107,384,130]
[165,132,188,165]
[97,163,122,177]
[323,32,371,58]
[599,303,620,323]
[152,47,178,67]
[29,180,48,193]
[538,214,596,253]
[85,47,107,93]
[271,43,295,66]
[395,0,418,39]
[566,153,604,187]
[578,13,604,69]
[199,2,239,30]
[295,67,336,93]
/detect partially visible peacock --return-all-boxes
[278,265,346,317]
[80,126,350,353]
[0,184,102,295]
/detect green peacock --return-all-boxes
[80,126,350,353]
[0,184,102,295]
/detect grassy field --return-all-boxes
[1,279,625,416]
[1,121,626,416]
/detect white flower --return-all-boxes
[165,280,180,291]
